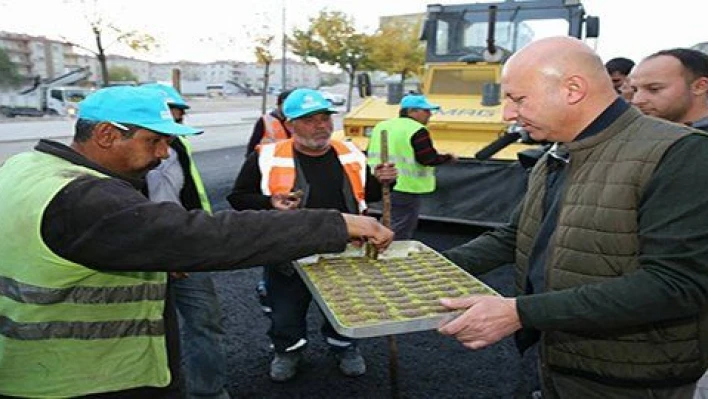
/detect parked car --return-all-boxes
[322,91,346,106]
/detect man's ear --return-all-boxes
[93,123,119,149]
[566,75,588,105]
[691,77,708,96]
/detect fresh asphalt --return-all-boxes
[196,146,538,399]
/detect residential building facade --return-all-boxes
[0,32,83,82]
[1,30,325,95]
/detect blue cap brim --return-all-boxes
[403,103,440,110]
[290,108,338,121]
[137,120,203,136]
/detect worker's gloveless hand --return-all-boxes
[341,213,394,250]
[446,153,459,163]
[373,162,397,184]
[271,193,302,210]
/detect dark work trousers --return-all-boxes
[266,264,356,353]
[173,274,229,399]
[390,191,423,240]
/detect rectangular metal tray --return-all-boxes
[295,240,498,338]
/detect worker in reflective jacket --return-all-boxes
[246,89,294,155]
[368,94,457,240]
[228,88,397,382]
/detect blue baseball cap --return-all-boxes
[78,86,202,136]
[141,83,190,110]
[283,88,338,120]
[400,94,440,111]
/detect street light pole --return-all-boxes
[281,0,287,90]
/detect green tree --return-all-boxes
[368,19,425,88]
[0,47,22,87]
[107,65,138,83]
[289,10,373,111]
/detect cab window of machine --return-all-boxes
[461,19,569,53]
[51,89,62,101]
[435,19,450,56]
[463,21,517,50]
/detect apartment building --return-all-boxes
[237,58,321,91]
[0,32,82,81]
[1,30,325,95]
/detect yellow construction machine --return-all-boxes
[342,0,599,226]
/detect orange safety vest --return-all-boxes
[257,139,367,213]
[260,113,290,145]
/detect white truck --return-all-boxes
[0,67,92,117]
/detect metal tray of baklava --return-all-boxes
[295,240,499,338]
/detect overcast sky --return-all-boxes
[0,0,705,66]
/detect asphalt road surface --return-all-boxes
[195,146,539,399]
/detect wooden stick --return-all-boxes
[366,129,389,260]
[380,130,391,229]
[377,130,400,399]
[388,335,400,399]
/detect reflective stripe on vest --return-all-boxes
[0,151,170,397]
[0,275,166,304]
[0,315,164,340]
[366,152,434,179]
[260,113,289,145]
[257,139,367,213]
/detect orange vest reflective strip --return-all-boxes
[260,114,289,145]
[257,139,367,213]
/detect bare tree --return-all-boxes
[254,35,276,114]
[62,0,158,86]
[199,12,277,112]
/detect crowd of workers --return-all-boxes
[0,36,707,399]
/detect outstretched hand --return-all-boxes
[341,213,394,251]
[438,295,522,350]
